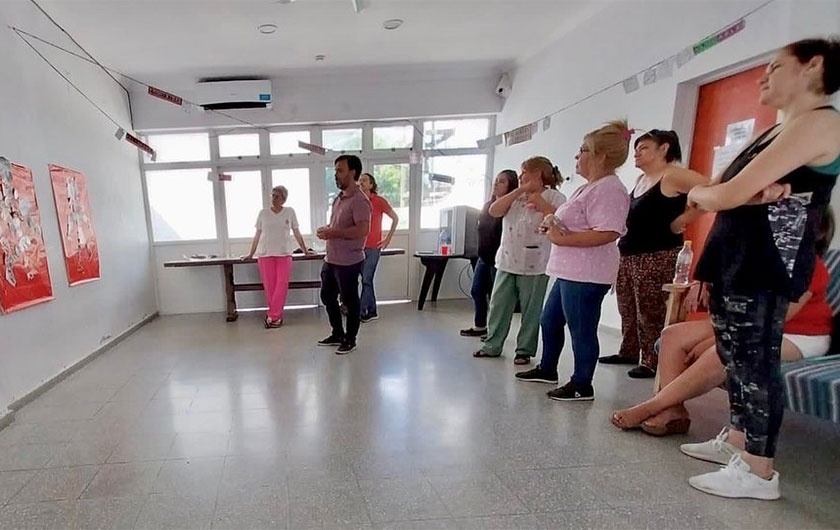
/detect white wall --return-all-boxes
[494,0,840,330]
[0,2,156,411]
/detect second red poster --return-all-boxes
[49,164,100,286]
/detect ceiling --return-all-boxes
[35,0,602,81]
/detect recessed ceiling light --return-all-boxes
[276,0,295,4]
[383,19,404,30]
[315,55,326,62]
[258,24,278,34]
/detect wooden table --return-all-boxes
[164,249,405,322]
[413,252,474,310]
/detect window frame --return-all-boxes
[139,116,496,251]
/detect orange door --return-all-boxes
[686,64,778,269]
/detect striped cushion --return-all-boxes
[824,249,840,315]
[782,354,840,422]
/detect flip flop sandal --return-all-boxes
[513,356,530,365]
[473,351,498,358]
[640,418,691,437]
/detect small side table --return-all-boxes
[413,253,467,310]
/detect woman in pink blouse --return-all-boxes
[515,120,631,401]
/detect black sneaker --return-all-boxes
[547,381,594,401]
[335,341,357,355]
[460,327,487,337]
[627,366,656,379]
[514,368,558,384]
[360,314,379,323]
[317,335,344,346]
[598,355,637,365]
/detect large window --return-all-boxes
[270,131,311,155]
[272,168,312,234]
[372,163,409,230]
[223,171,263,239]
[146,133,210,163]
[324,166,339,216]
[373,125,413,150]
[145,168,216,241]
[424,119,489,150]
[219,134,260,158]
[421,155,487,229]
[141,116,494,245]
[323,128,362,151]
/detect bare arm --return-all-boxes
[292,228,313,256]
[785,291,812,322]
[244,229,262,259]
[527,191,559,216]
[670,206,704,234]
[688,113,839,212]
[664,166,709,194]
[380,203,399,248]
[546,225,620,247]
[489,187,527,217]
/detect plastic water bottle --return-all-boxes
[673,241,693,284]
[438,227,451,255]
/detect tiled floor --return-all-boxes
[1,300,838,529]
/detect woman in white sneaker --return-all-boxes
[686,38,840,500]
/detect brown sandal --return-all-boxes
[513,355,530,365]
[640,417,691,437]
[473,350,498,358]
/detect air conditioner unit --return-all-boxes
[194,79,273,110]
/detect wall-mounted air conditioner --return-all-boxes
[194,79,273,110]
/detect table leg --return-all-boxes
[417,261,435,311]
[430,260,448,302]
[224,263,239,322]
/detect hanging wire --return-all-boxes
[10,27,464,158]
[13,28,126,131]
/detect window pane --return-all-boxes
[325,166,339,217]
[421,155,487,229]
[272,168,312,234]
[373,125,413,150]
[270,131,311,155]
[145,168,216,241]
[423,119,489,150]
[219,133,260,157]
[224,171,263,239]
[146,133,210,163]
[323,128,362,151]
[372,163,409,230]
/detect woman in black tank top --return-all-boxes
[601,130,706,378]
[685,38,840,500]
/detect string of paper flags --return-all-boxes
[475,0,772,150]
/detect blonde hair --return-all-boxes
[271,185,288,201]
[584,119,631,173]
[522,156,563,189]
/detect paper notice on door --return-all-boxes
[725,119,755,146]
[711,143,743,178]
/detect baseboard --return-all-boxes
[0,409,14,431]
[6,312,159,413]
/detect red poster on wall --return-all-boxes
[0,157,54,313]
[48,164,100,286]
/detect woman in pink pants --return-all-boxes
[245,185,311,328]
